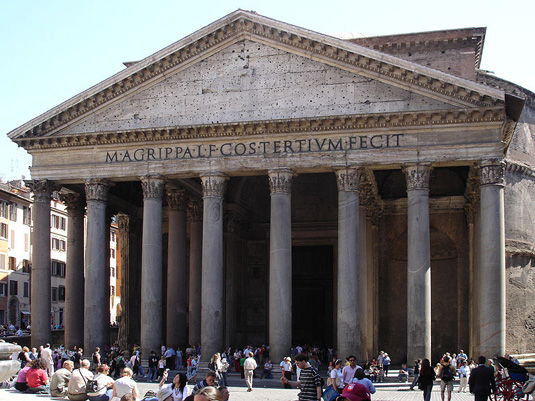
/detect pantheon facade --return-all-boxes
[7,11,535,364]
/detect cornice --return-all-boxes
[9,12,504,142]
[14,107,505,151]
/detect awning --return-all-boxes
[20,311,31,315]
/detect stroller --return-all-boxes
[492,356,530,401]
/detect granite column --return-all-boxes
[27,180,55,348]
[334,167,362,359]
[166,188,188,349]
[61,193,86,349]
[404,163,432,363]
[84,179,112,352]
[479,159,506,356]
[188,201,203,348]
[200,173,228,363]
[140,176,165,359]
[268,169,294,365]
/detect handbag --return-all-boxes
[323,385,339,401]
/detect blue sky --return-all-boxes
[1,0,533,180]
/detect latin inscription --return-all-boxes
[105,134,404,163]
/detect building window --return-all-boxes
[58,286,65,301]
[24,233,28,252]
[0,223,7,239]
[22,259,31,273]
[10,230,15,249]
[0,254,5,270]
[9,203,17,221]
[0,202,8,218]
[51,215,66,231]
[110,285,115,296]
[111,248,116,259]
[23,207,31,225]
[51,260,66,277]
[51,238,66,251]
[0,283,6,296]
[23,282,29,298]
[9,280,17,296]
[111,266,115,277]
[51,287,58,302]
[110,231,116,242]
[8,257,16,271]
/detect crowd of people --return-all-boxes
[1,341,531,401]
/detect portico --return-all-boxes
[8,11,522,363]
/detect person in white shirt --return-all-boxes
[330,359,344,392]
[243,352,258,392]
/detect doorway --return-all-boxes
[292,245,333,346]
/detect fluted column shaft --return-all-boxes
[188,202,203,347]
[167,189,188,349]
[268,169,294,365]
[335,168,362,359]
[140,176,164,359]
[479,159,506,356]
[84,179,111,352]
[61,193,86,349]
[27,180,55,348]
[200,173,228,363]
[404,163,432,363]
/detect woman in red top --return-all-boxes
[26,358,49,393]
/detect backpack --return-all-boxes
[440,364,454,382]
[85,379,99,393]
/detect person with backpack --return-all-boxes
[438,355,456,401]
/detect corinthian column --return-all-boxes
[60,193,86,349]
[27,180,56,348]
[334,167,362,359]
[167,188,188,349]
[268,168,294,365]
[404,163,432,363]
[84,179,112,352]
[140,176,165,359]
[188,201,202,347]
[200,173,228,364]
[479,159,506,356]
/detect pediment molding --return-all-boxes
[16,107,504,150]
[8,10,505,142]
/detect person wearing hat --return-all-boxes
[340,382,371,401]
[156,386,174,401]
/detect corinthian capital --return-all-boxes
[141,176,165,200]
[480,159,506,186]
[200,172,228,198]
[268,168,294,195]
[334,167,362,192]
[188,201,203,221]
[26,180,58,204]
[403,162,432,191]
[59,193,86,217]
[167,189,187,211]
[85,179,113,202]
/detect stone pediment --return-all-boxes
[8,9,506,145]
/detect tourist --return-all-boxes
[398,363,409,382]
[41,343,55,376]
[68,359,94,400]
[218,386,230,401]
[261,359,273,379]
[159,371,188,400]
[18,346,31,368]
[208,353,222,382]
[409,359,421,390]
[416,358,436,401]
[50,359,74,397]
[112,367,140,400]
[192,386,223,401]
[14,361,31,392]
[92,347,102,369]
[219,357,229,386]
[340,382,372,401]
[192,371,216,394]
[243,352,258,392]
[26,357,49,393]
[87,364,114,401]
[382,353,391,377]
[148,350,159,382]
[158,355,167,381]
[469,356,496,401]
[281,356,292,388]
[342,355,361,387]
[438,355,456,401]
[350,368,376,394]
[329,359,344,392]
[458,360,470,393]
[281,353,323,401]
